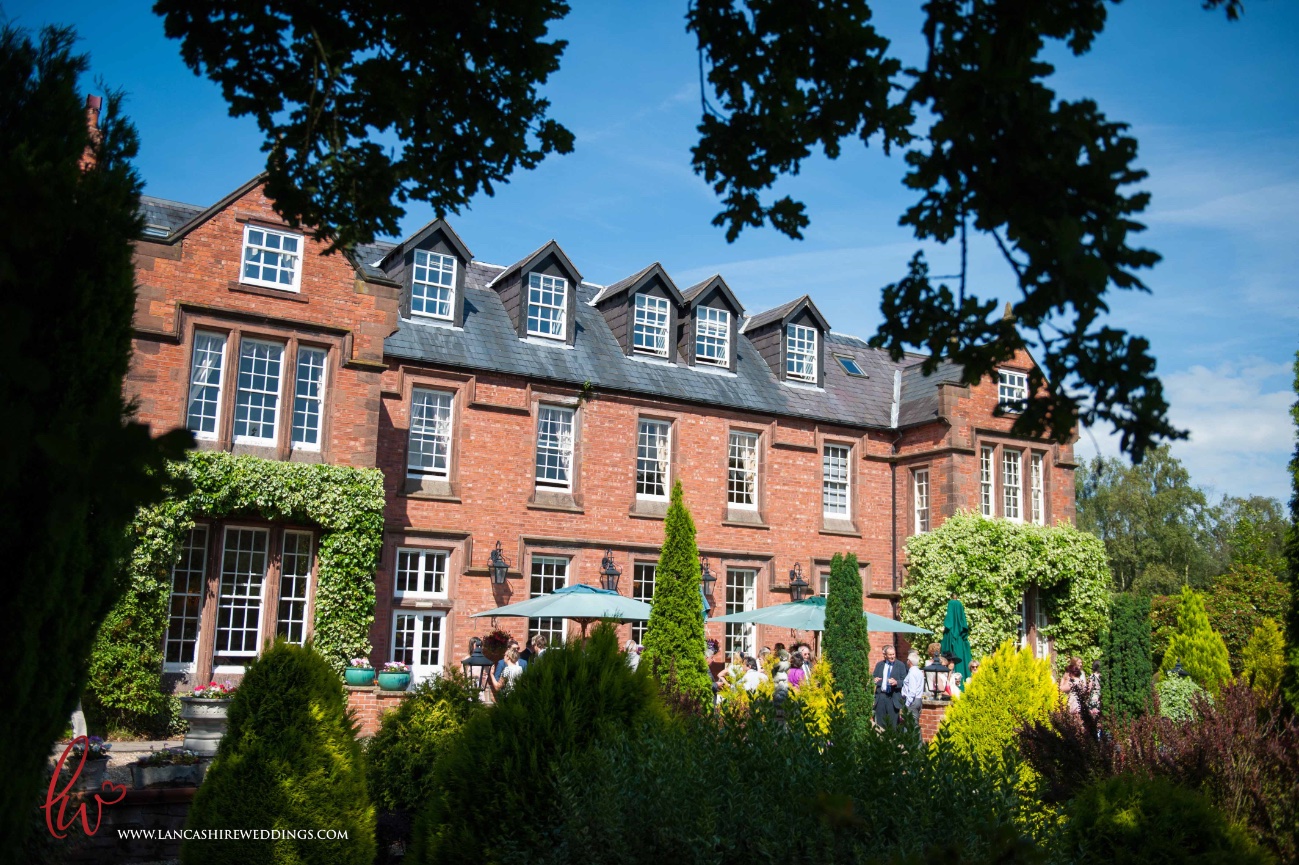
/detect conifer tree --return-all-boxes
[1160,586,1232,695]
[822,552,872,733]
[1101,593,1154,722]
[183,640,375,864]
[640,481,712,707]
[1240,618,1286,703]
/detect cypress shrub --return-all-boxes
[1101,593,1153,722]
[1160,587,1232,695]
[821,551,871,736]
[410,623,666,865]
[1063,775,1269,864]
[182,640,375,865]
[639,480,711,706]
[1284,351,1299,713]
[0,24,187,852]
[366,672,482,812]
[1240,618,1286,702]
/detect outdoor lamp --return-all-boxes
[923,657,949,701]
[461,641,493,690]
[789,563,809,602]
[488,541,510,585]
[700,557,717,596]
[1171,660,1189,678]
[600,548,622,592]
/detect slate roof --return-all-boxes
[135,196,969,431]
[742,296,807,332]
[140,195,204,237]
[384,261,940,429]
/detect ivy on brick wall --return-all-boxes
[85,451,385,729]
[900,511,1111,670]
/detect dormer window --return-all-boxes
[241,225,301,292]
[412,250,456,320]
[633,294,670,357]
[527,273,568,339]
[786,324,818,383]
[695,307,730,366]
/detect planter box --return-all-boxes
[132,762,205,789]
[179,697,231,757]
[74,758,108,792]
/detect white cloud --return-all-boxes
[1081,358,1294,503]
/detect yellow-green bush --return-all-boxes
[936,640,1059,784]
[1240,617,1286,701]
[1159,586,1232,695]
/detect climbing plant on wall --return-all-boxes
[85,451,385,730]
[901,511,1111,669]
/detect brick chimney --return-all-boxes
[79,94,102,171]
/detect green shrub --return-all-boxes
[902,512,1110,669]
[510,708,1043,865]
[1062,775,1269,864]
[640,481,712,707]
[182,640,375,865]
[939,641,1059,770]
[1101,594,1153,722]
[1160,587,1232,695]
[410,623,666,865]
[822,551,871,737]
[366,672,482,812]
[1155,675,1209,724]
[1240,617,1286,701]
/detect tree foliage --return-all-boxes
[640,481,712,707]
[821,551,872,734]
[0,24,189,853]
[1285,350,1299,713]
[152,3,1253,459]
[1101,594,1153,723]
[685,0,1244,459]
[1075,447,1212,591]
[1159,587,1232,695]
[86,451,386,732]
[153,0,575,252]
[182,640,376,865]
[901,511,1110,669]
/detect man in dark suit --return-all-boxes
[872,644,906,729]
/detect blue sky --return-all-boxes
[6,0,1297,503]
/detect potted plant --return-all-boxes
[376,661,412,691]
[131,747,204,789]
[65,736,112,792]
[344,657,376,687]
[481,629,512,663]
[180,680,236,757]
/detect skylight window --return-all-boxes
[835,355,866,377]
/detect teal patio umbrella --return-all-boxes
[939,599,972,682]
[708,596,931,635]
[472,584,652,637]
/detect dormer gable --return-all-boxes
[742,295,831,387]
[379,218,473,327]
[681,275,745,371]
[488,240,583,345]
[592,262,685,361]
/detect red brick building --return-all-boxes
[126,179,1075,687]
